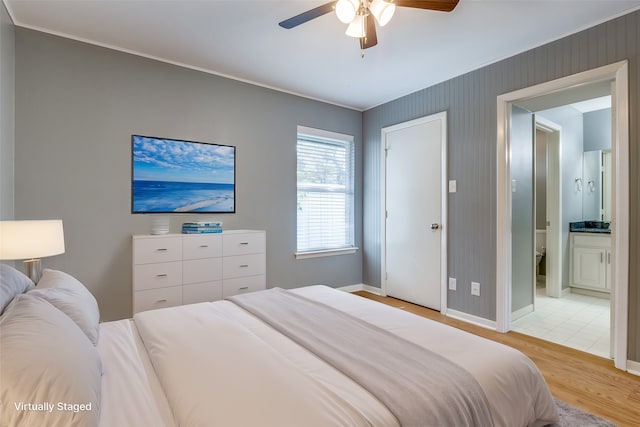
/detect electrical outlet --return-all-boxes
[448,277,456,291]
[471,282,480,296]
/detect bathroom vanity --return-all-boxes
[569,221,611,295]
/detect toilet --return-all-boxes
[535,230,546,278]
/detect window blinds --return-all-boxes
[296,133,355,253]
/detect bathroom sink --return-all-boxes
[569,220,611,234]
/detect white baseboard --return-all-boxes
[337,284,385,295]
[341,285,495,330]
[512,304,533,321]
[569,287,610,299]
[363,284,385,295]
[627,360,640,376]
[337,284,364,293]
[446,309,497,330]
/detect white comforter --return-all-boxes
[126,286,557,427]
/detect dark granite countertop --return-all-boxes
[569,220,611,234]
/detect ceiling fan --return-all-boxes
[279,0,460,51]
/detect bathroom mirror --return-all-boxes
[582,149,611,221]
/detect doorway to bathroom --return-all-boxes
[495,61,630,371]
[511,101,613,358]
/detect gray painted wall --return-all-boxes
[362,11,640,361]
[584,108,612,151]
[0,3,13,221]
[14,29,363,321]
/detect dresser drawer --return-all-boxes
[133,261,182,291]
[223,232,265,257]
[222,275,266,298]
[183,258,222,284]
[183,281,223,305]
[183,234,222,260]
[134,236,182,265]
[222,254,265,279]
[134,286,182,313]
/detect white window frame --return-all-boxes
[295,126,357,259]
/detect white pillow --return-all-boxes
[0,263,34,314]
[30,269,100,345]
[0,293,102,427]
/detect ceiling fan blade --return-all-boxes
[392,0,460,12]
[278,2,337,29]
[360,13,378,50]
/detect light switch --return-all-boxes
[448,180,457,193]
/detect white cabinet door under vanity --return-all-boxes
[132,230,266,313]
[569,233,611,293]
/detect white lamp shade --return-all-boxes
[335,0,359,24]
[345,15,366,38]
[370,0,395,26]
[0,220,65,260]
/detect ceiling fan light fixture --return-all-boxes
[370,0,396,26]
[335,0,359,24]
[345,14,366,38]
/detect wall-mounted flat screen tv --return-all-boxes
[131,135,236,213]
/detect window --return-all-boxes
[296,126,356,258]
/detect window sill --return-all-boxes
[295,247,359,260]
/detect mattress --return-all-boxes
[120,285,557,427]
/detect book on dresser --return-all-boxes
[181,221,223,234]
[132,230,266,314]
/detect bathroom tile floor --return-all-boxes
[511,283,611,358]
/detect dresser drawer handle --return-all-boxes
[156,274,168,278]
[240,242,249,245]
[239,287,249,291]
[156,248,168,252]
[156,299,168,303]
[199,245,209,248]
[239,264,249,268]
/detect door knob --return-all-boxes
[430,223,440,230]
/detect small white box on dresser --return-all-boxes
[132,230,266,314]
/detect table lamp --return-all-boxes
[0,219,65,283]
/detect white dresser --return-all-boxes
[132,230,266,313]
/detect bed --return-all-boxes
[0,265,559,427]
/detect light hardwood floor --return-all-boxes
[353,291,640,427]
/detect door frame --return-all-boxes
[380,112,448,313]
[496,61,629,371]
[535,117,563,299]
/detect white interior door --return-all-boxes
[537,118,562,299]
[382,113,446,311]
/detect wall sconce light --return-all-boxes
[575,178,583,192]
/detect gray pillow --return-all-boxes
[30,269,100,345]
[0,263,34,314]
[0,293,102,427]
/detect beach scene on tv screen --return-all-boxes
[132,136,235,213]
